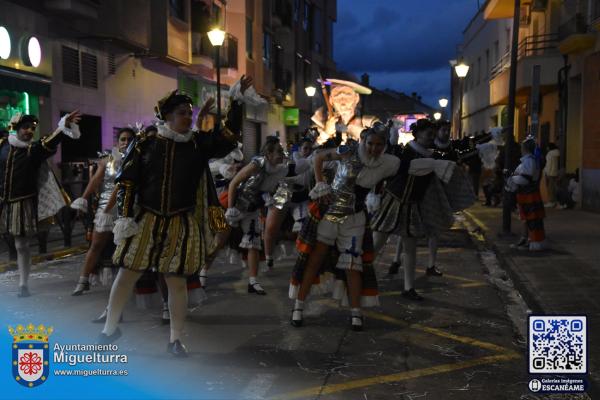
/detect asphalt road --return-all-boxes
[0,221,586,399]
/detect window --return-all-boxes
[212,3,222,26]
[328,18,334,58]
[107,53,116,75]
[246,18,253,59]
[312,6,322,53]
[169,0,186,22]
[485,49,489,79]
[293,0,300,22]
[303,1,310,31]
[61,46,98,89]
[263,31,272,68]
[81,52,98,89]
[493,40,499,62]
[477,57,481,85]
[62,46,80,86]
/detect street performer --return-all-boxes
[0,111,82,297]
[289,122,399,331]
[97,76,253,357]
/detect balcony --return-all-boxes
[483,0,514,19]
[558,13,597,54]
[192,32,238,69]
[489,34,563,105]
[43,0,99,19]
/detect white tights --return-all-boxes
[102,269,188,342]
[14,236,31,288]
[372,232,416,291]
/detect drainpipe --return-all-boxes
[557,55,570,171]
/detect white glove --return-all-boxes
[58,114,81,139]
[262,193,275,207]
[112,218,138,244]
[366,192,381,214]
[70,197,88,212]
[309,181,332,200]
[225,207,243,227]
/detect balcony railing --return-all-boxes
[490,33,559,80]
[558,13,588,40]
[192,32,238,69]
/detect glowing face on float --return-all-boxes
[330,86,360,122]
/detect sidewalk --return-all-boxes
[0,220,88,272]
[464,203,600,386]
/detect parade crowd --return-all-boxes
[1,76,550,357]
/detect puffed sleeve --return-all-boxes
[114,140,142,218]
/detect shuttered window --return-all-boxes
[81,52,98,89]
[62,46,80,86]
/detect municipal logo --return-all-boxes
[8,323,53,388]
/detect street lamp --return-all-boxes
[433,112,442,120]
[305,85,316,97]
[208,27,226,127]
[438,98,448,108]
[454,61,469,137]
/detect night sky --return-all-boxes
[334,0,481,108]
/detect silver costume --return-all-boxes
[235,156,269,212]
[97,150,122,213]
[325,146,366,224]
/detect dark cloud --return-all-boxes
[334,0,478,106]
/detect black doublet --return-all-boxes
[116,102,243,218]
[0,132,66,203]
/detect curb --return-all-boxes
[463,210,599,399]
[0,244,88,273]
[462,211,544,315]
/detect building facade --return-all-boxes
[453,0,600,211]
[0,0,338,167]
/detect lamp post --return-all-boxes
[438,98,448,108]
[305,85,316,124]
[433,112,442,121]
[208,27,226,127]
[454,62,469,137]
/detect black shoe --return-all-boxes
[267,259,274,269]
[96,328,122,345]
[290,309,303,327]
[402,288,424,301]
[72,281,90,296]
[388,262,400,275]
[17,286,31,298]
[351,315,364,332]
[426,266,443,276]
[167,340,188,357]
[92,309,123,324]
[248,282,267,295]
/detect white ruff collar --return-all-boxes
[157,124,193,143]
[408,140,433,157]
[358,142,384,168]
[8,134,31,148]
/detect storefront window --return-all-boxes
[0,90,39,133]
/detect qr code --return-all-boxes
[529,316,587,374]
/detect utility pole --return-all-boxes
[502,0,521,235]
